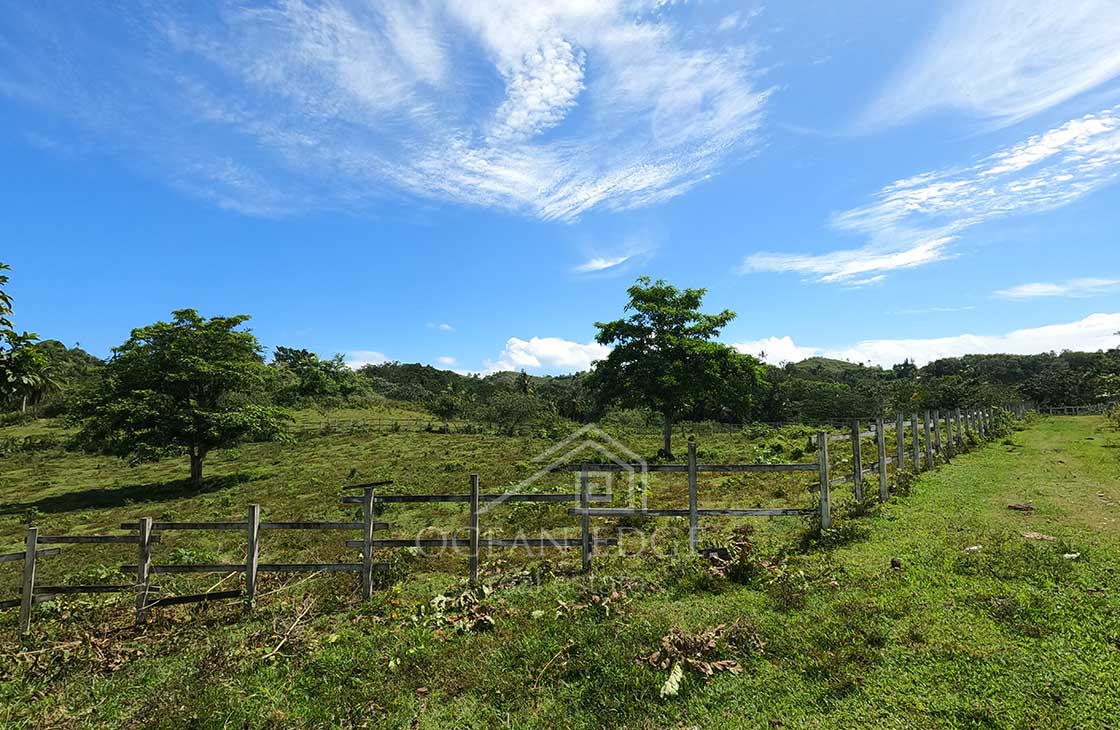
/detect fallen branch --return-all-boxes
[262,598,314,661]
[256,570,325,600]
[534,641,574,694]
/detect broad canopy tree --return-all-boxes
[75,309,287,486]
[588,277,765,458]
[271,346,364,405]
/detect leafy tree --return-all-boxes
[74,309,287,486]
[588,277,764,458]
[474,390,557,436]
[271,346,366,405]
[0,262,13,337]
[892,359,918,380]
[4,333,54,412]
[0,262,50,411]
[429,380,477,422]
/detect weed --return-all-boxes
[658,550,728,597]
[951,532,1075,583]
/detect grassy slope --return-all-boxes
[0,416,1118,728]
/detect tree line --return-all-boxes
[2,263,1118,483]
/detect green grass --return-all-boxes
[1,415,1118,728]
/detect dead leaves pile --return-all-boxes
[554,587,632,618]
[3,634,145,678]
[417,588,502,636]
[642,621,765,697]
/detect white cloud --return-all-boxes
[995,278,1120,299]
[0,1,769,221]
[485,336,610,374]
[743,313,1120,368]
[717,14,742,32]
[427,322,454,331]
[743,235,955,283]
[572,254,633,273]
[744,108,1120,283]
[437,355,457,366]
[732,336,820,365]
[344,350,390,369]
[860,0,1120,129]
[480,313,1120,375]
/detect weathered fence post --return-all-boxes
[361,487,375,599]
[580,464,591,573]
[911,413,921,470]
[135,517,152,623]
[817,432,831,529]
[246,504,260,606]
[468,474,480,587]
[945,411,955,459]
[850,420,863,502]
[875,418,888,502]
[687,441,699,552]
[933,409,943,460]
[923,410,934,468]
[955,409,964,448]
[895,412,905,470]
[19,527,37,635]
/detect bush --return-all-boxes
[659,551,728,597]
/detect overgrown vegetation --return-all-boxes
[2,409,1118,727]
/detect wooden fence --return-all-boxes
[1042,403,1115,416]
[1,405,1023,637]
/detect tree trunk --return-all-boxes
[189,452,205,487]
[662,412,674,460]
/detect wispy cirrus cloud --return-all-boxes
[743,108,1120,283]
[0,1,769,221]
[572,255,633,273]
[427,322,454,332]
[995,278,1120,299]
[859,0,1120,130]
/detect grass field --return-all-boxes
[1,414,1118,728]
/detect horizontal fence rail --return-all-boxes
[550,462,818,473]
[340,492,612,505]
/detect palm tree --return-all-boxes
[1,335,53,412]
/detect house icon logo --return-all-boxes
[480,424,648,515]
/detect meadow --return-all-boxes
[1,410,1118,728]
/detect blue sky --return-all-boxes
[1,0,1119,374]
